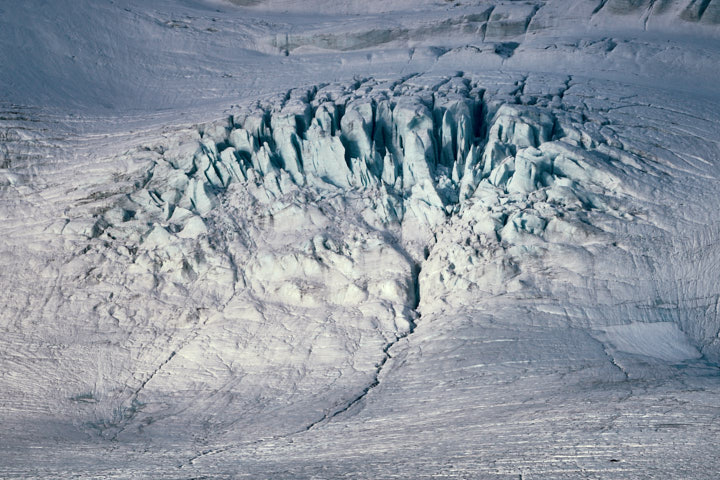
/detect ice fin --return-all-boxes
[381,151,399,186]
[401,131,435,193]
[340,99,375,164]
[489,105,555,149]
[220,147,247,182]
[349,157,378,189]
[302,128,352,188]
[186,177,215,215]
[458,145,482,200]
[488,157,514,190]
[228,128,258,155]
[251,143,277,176]
[506,147,552,194]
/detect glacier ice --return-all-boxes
[3,58,720,477]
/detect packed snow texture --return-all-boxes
[1,0,720,478]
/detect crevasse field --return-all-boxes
[2,0,720,478]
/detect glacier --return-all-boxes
[1,0,720,478]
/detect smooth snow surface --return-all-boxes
[2,0,720,478]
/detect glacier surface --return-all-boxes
[1,0,720,478]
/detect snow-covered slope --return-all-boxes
[2,1,720,478]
